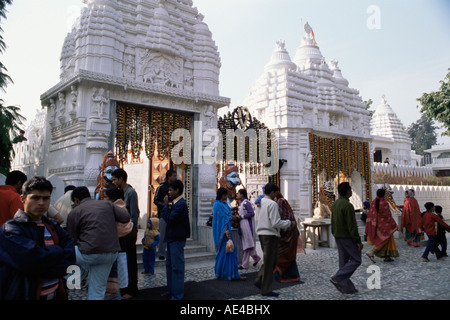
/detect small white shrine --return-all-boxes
[370,95,413,165]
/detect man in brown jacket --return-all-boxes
[67,186,130,300]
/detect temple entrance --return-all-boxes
[308,133,372,217]
[217,106,278,203]
[148,147,171,218]
[115,103,193,228]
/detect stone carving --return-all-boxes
[49,98,57,128]
[123,52,136,78]
[203,105,216,128]
[69,85,78,119]
[91,87,110,119]
[138,50,183,89]
[57,92,66,125]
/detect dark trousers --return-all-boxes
[332,238,362,293]
[423,235,443,260]
[122,228,138,296]
[255,235,279,295]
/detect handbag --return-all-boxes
[225,239,234,253]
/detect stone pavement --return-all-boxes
[68,233,450,301]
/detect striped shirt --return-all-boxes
[35,221,59,298]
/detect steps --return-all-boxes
[135,230,216,271]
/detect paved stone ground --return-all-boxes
[68,233,450,301]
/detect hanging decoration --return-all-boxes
[115,104,192,165]
[217,106,277,182]
[309,133,372,205]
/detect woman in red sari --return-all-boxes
[365,189,400,263]
[401,189,423,247]
[273,192,302,283]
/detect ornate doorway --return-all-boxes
[115,103,193,222]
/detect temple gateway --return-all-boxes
[12,0,421,250]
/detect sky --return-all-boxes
[1,0,449,144]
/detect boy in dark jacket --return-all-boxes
[421,202,450,262]
[161,180,190,300]
[0,176,76,300]
[434,205,448,257]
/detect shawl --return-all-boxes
[212,200,232,251]
[276,195,299,267]
[365,197,398,246]
[401,197,422,233]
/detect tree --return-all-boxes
[0,103,25,175]
[0,0,26,175]
[363,98,374,117]
[417,68,450,136]
[407,113,437,155]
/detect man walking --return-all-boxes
[255,182,292,297]
[330,182,363,294]
[112,168,140,299]
[153,169,177,260]
[67,186,131,300]
[0,176,75,300]
[0,170,27,226]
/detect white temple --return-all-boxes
[10,5,438,251]
[12,0,232,248]
[242,23,372,219]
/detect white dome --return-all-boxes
[371,95,411,143]
[264,40,297,72]
[293,36,324,67]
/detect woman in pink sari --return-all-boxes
[365,189,400,263]
[401,189,423,247]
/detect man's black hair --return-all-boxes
[337,182,351,197]
[112,168,128,182]
[71,186,92,202]
[22,176,53,197]
[264,182,279,195]
[169,179,184,195]
[424,202,434,212]
[5,170,27,186]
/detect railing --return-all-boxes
[373,162,434,177]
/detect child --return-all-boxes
[141,217,160,275]
[435,206,448,257]
[421,202,450,262]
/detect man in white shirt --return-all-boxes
[255,182,292,297]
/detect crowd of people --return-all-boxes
[331,183,450,294]
[0,169,449,300]
[0,169,190,300]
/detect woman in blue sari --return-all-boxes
[212,187,245,281]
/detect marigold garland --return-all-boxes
[309,133,372,206]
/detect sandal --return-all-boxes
[384,257,394,262]
[366,252,376,263]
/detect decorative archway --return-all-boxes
[115,103,193,217]
[308,133,372,208]
[217,106,280,201]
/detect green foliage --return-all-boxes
[417,68,450,136]
[407,114,437,155]
[0,0,25,175]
